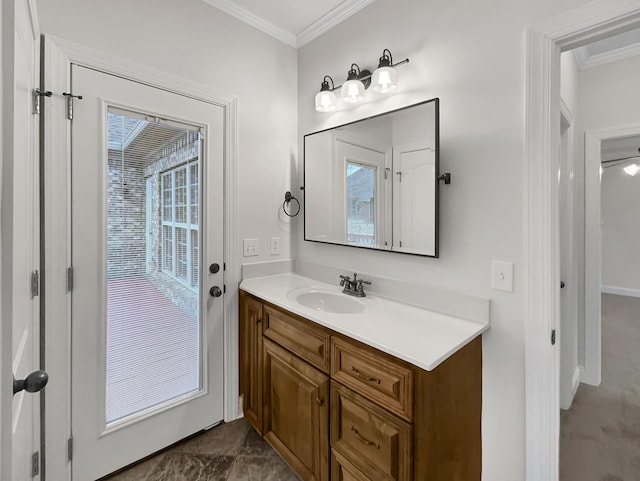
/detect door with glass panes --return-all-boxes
[70,65,224,480]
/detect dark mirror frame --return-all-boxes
[303,98,440,257]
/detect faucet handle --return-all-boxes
[339,274,351,287]
[359,279,371,285]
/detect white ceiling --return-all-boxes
[574,27,640,69]
[202,0,376,48]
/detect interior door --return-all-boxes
[9,0,42,479]
[392,142,436,255]
[70,65,224,480]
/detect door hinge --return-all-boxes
[67,267,74,292]
[62,92,83,120]
[399,241,403,248]
[32,89,52,115]
[384,167,390,180]
[67,437,73,462]
[223,284,226,294]
[30,271,39,298]
[223,262,226,271]
[396,171,402,182]
[31,451,39,477]
[551,329,556,346]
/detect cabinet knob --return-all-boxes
[316,397,324,406]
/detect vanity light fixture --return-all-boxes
[341,63,370,103]
[314,49,409,112]
[372,49,398,93]
[315,76,338,112]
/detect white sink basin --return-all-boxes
[288,288,365,314]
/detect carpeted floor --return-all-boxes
[560,294,640,481]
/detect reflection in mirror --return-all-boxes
[303,98,439,257]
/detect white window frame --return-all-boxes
[161,159,199,288]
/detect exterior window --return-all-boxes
[161,160,199,288]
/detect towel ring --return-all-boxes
[283,191,300,217]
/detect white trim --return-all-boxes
[572,46,589,68]
[43,36,240,481]
[577,42,640,69]
[602,285,640,298]
[202,0,376,48]
[525,2,640,480]
[202,0,297,47]
[297,0,377,48]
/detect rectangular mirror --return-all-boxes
[304,98,440,257]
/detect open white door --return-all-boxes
[4,0,44,480]
[70,65,225,480]
[392,142,436,255]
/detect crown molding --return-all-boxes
[575,42,640,69]
[203,0,297,47]
[297,0,377,48]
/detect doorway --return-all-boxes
[525,3,640,480]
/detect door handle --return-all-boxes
[209,286,222,298]
[13,370,48,396]
[561,281,565,289]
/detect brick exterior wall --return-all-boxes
[107,149,146,279]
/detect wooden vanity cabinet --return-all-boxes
[263,338,329,481]
[239,290,263,433]
[239,290,482,481]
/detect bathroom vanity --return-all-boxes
[239,273,488,481]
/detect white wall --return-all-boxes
[36,0,299,268]
[601,158,640,292]
[297,0,592,479]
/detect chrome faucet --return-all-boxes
[339,273,371,298]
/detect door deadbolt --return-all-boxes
[209,263,220,274]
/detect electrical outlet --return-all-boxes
[270,237,281,256]
[491,260,514,292]
[243,238,259,257]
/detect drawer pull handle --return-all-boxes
[316,397,324,406]
[350,426,380,449]
[351,367,381,384]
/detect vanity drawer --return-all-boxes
[331,382,413,481]
[331,450,370,481]
[263,304,331,373]
[331,336,414,421]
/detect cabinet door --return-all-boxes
[239,291,263,433]
[263,338,329,481]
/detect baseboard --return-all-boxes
[571,366,582,402]
[601,285,640,298]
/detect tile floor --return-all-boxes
[102,419,300,481]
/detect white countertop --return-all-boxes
[240,273,489,371]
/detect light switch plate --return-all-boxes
[491,260,514,292]
[243,238,259,257]
[270,237,281,256]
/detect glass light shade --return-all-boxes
[371,66,398,93]
[341,79,365,103]
[624,163,640,176]
[315,90,337,112]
